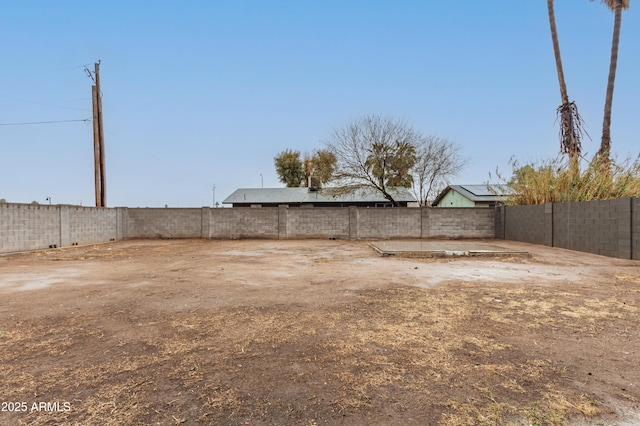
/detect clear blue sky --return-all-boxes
[1,1,638,207]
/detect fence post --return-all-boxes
[494,206,504,239]
[278,206,287,240]
[201,207,211,239]
[422,207,430,239]
[633,197,639,260]
[59,205,70,248]
[616,197,633,259]
[348,206,358,240]
[544,203,553,247]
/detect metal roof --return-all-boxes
[432,184,512,206]
[223,188,309,204]
[223,187,417,205]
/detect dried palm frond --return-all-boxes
[557,101,589,157]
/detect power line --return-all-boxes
[0,119,90,126]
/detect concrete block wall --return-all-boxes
[125,208,204,239]
[553,198,629,258]
[424,208,495,239]
[494,206,505,240]
[503,204,547,246]
[121,206,494,240]
[67,207,117,246]
[0,203,122,253]
[1,205,500,253]
[209,207,279,239]
[616,198,633,260]
[4,198,638,260]
[282,208,350,239]
[502,197,638,260]
[634,198,639,260]
[0,204,60,252]
[355,208,422,239]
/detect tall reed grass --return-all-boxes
[496,154,640,205]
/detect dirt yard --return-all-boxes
[0,239,638,425]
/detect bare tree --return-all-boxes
[326,115,420,206]
[411,136,468,206]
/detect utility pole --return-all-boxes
[92,85,100,206]
[212,185,216,208]
[89,61,106,207]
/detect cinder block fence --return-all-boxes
[497,197,639,260]
[0,204,121,253]
[2,198,638,260]
[0,204,494,254]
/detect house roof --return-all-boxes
[432,184,512,206]
[223,187,417,205]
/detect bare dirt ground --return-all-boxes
[0,239,639,426]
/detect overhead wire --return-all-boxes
[0,119,90,126]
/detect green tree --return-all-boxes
[365,140,416,189]
[274,149,305,187]
[594,0,630,162]
[326,115,420,206]
[302,149,336,189]
[310,149,337,188]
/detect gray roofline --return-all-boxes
[223,187,417,205]
[432,184,511,206]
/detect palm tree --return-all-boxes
[596,0,630,161]
[547,0,584,158]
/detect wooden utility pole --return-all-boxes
[91,61,106,207]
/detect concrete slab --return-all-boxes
[369,240,530,258]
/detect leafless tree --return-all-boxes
[411,136,468,206]
[325,115,420,206]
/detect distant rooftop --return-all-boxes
[432,184,512,206]
[223,187,416,205]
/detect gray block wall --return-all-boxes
[125,208,204,239]
[5,199,638,259]
[0,203,121,253]
[503,204,547,246]
[0,204,60,252]
[494,206,505,240]
[424,208,495,239]
[502,197,638,260]
[283,208,350,239]
[634,198,639,260]
[355,208,422,239]
[2,204,501,253]
[209,208,279,239]
[67,207,118,245]
[552,198,630,258]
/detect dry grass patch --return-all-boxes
[1,274,639,424]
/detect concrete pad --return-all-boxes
[369,240,530,258]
